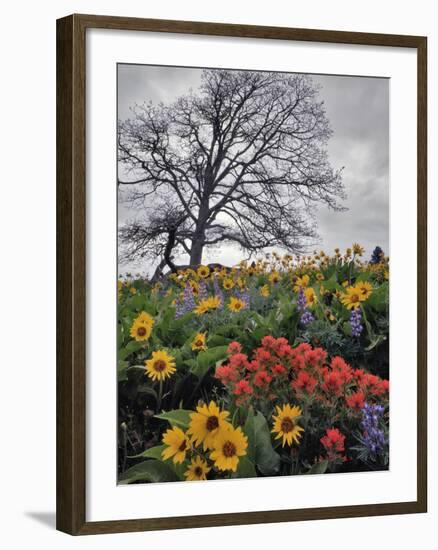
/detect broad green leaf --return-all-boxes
[118,340,146,360]
[207,334,231,347]
[365,334,386,351]
[117,360,128,382]
[244,409,280,475]
[306,460,328,475]
[129,444,166,460]
[118,459,179,484]
[155,409,192,429]
[233,456,257,479]
[365,283,389,313]
[136,384,158,401]
[190,346,229,378]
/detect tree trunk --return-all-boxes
[189,238,204,265]
[190,203,209,265]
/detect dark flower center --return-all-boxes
[351,294,359,303]
[153,360,167,372]
[179,440,187,452]
[194,466,203,477]
[222,441,237,457]
[137,326,147,337]
[281,417,294,433]
[206,415,219,431]
[195,339,203,347]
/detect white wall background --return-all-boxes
[0,0,435,548]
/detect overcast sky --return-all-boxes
[118,64,389,275]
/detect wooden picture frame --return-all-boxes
[56,13,427,535]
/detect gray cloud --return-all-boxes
[118,65,389,274]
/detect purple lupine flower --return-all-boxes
[361,403,386,456]
[300,310,315,325]
[183,282,196,310]
[350,307,363,337]
[198,280,208,301]
[213,276,224,308]
[236,289,251,309]
[297,287,314,325]
[297,287,307,312]
[175,282,196,318]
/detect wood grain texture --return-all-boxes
[56,13,427,535]
[56,15,86,534]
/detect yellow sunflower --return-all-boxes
[228,297,246,312]
[144,350,176,381]
[209,425,248,472]
[293,274,310,291]
[130,286,137,295]
[222,278,235,290]
[197,265,210,279]
[340,286,363,309]
[187,401,230,450]
[236,277,247,290]
[353,243,364,256]
[129,311,154,342]
[259,284,270,297]
[191,332,207,352]
[161,426,190,464]
[304,287,318,307]
[356,280,373,301]
[194,296,222,315]
[184,456,210,481]
[189,280,199,295]
[269,271,280,284]
[272,404,304,447]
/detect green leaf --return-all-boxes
[118,340,146,360]
[155,409,192,429]
[117,360,128,382]
[129,444,166,460]
[365,283,389,313]
[190,346,229,378]
[365,334,386,351]
[233,456,257,479]
[244,409,280,475]
[306,460,328,475]
[207,334,231,347]
[136,385,158,401]
[118,459,179,484]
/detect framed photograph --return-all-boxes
[56,14,427,535]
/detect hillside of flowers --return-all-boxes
[117,245,389,483]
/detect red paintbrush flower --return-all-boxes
[292,371,318,395]
[215,364,239,385]
[345,390,366,411]
[271,363,287,377]
[227,341,242,355]
[261,335,276,350]
[304,348,327,368]
[321,370,343,396]
[233,379,253,396]
[255,348,272,363]
[229,353,249,371]
[254,370,272,389]
[320,427,346,459]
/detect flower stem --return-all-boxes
[157,379,164,412]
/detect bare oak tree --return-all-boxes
[118,69,345,267]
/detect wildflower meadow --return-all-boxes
[117,245,389,483]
